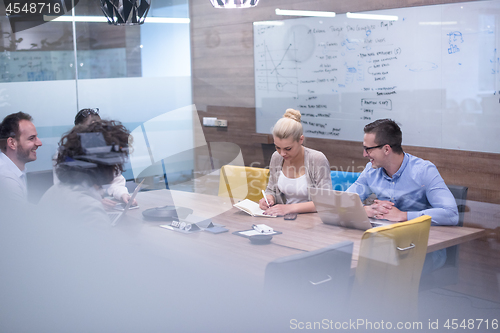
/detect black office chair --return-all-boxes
[447,184,468,227]
[419,185,468,291]
[264,241,353,321]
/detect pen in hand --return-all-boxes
[262,190,270,208]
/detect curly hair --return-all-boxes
[56,120,132,186]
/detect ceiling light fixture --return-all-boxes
[275,9,336,17]
[210,0,259,9]
[253,21,284,26]
[346,12,398,21]
[99,0,151,25]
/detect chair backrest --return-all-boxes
[218,165,270,204]
[350,215,431,320]
[264,241,353,318]
[418,184,468,291]
[330,171,361,191]
[447,184,468,227]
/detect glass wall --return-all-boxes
[0,0,192,181]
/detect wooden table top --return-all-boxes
[123,189,486,279]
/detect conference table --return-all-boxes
[123,189,486,280]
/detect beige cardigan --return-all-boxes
[264,146,332,204]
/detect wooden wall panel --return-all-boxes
[198,106,500,203]
[198,106,266,167]
[190,0,500,205]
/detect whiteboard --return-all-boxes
[0,49,127,82]
[254,1,500,154]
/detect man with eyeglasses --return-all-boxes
[0,112,42,204]
[347,119,458,226]
[347,119,458,272]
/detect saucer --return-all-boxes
[249,234,273,244]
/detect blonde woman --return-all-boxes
[259,109,332,216]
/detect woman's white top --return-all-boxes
[277,171,309,204]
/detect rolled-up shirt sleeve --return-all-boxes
[406,164,459,226]
[346,155,458,226]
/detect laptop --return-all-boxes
[309,188,392,230]
[108,179,144,226]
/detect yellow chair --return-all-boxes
[218,165,270,204]
[350,215,431,321]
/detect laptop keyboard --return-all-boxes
[108,212,120,221]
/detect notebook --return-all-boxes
[309,188,391,230]
[108,179,144,226]
[233,199,277,218]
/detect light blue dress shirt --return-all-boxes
[347,153,458,226]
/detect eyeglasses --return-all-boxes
[79,108,99,117]
[74,108,100,125]
[363,144,388,153]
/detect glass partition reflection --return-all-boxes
[0,15,77,173]
[0,0,192,189]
